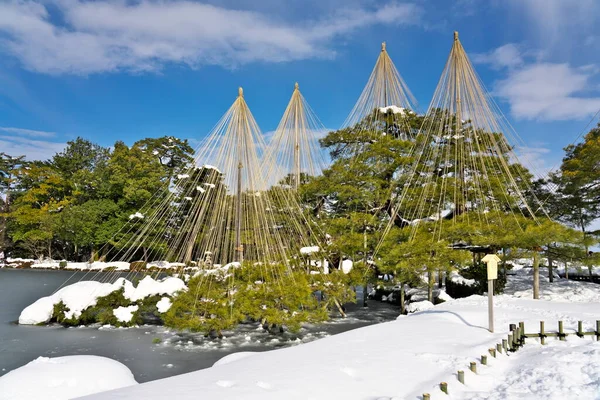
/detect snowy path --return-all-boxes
[82,294,600,400]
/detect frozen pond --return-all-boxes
[0,269,399,383]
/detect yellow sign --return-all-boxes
[481,254,501,280]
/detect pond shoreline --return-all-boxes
[0,269,399,383]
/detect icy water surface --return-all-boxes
[0,269,399,383]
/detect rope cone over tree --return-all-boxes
[376,32,577,301]
[263,82,328,190]
[62,87,355,334]
[335,41,418,154]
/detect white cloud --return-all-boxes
[513,144,556,179]
[495,62,600,121]
[0,134,66,161]
[0,126,56,138]
[472,44,523,70]
[0,0,422,75]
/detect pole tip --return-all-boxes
[238,87,243,97]
[294,82,299,90]
[381,41,386,51]
[454,31,459,41]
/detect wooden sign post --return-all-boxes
[481,254,501,333]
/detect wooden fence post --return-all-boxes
[470,362,477,373]
[508,334,513,351]
[502,339,508,352]
[440,382,448,394]
[519,322,525,345]
[578,321,583,338]
[481,355,487,365]
[489,348,496,358]
[540,321,545,345]
[559,321,565,341]
[596,320,600,341]
[423,394,430,400]
[458,370,465,384]
[497,343,502,354]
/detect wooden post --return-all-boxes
[540,321,545,345]
[502,339,508,352]
[514,326,520,349]
[423,394,430,400]
[596,320,600,341]
[470,362,477,373]
[458,370,465,384]
[481,355,487,365]
[497,343,502,354]
[488,279,494,332]
[578,321,583,338]
[440,382,448,394]
[508,334,513,351]
[559,320,565,341]
[519,322,525,346]
[489,348,496,358]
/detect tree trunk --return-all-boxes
[400,283,405,314]
[548,247,554,283]
[438,270,444,288]
[533,252,540,300]
[427,269,434,302]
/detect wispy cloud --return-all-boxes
[513,144,557,179]
[0,126,56,138]
[495,62,600,121]
[472,44,523,70]
[0,0,422,75]
[0,130,65,160]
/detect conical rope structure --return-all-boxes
[343,42,418,139]
[83,87,327,283]
[378,32,547,250]
[264,82,329,189]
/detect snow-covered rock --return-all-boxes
[0,355,137,400]
[19,276,186,325]
[448,270,476,286]
[19,280,126,325]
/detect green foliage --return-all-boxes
[165,262,354,335]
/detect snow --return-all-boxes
[128,212,144,220]
[122,276,187,302]
[19,276,186,325]
[113,305,139,323]
[19,280,126,325]
[156,297,172,313]
[0,355,137,400]
[196,186,206,193]
[405,300,434,313]
[379,105,406,115]
[341,259,353,274]
[177,174,190,179]
[449,270,477,286]
[299,246,319,255]
[85,270,600,400]
[505,267,600,302]
[213,352,257,367]
[202,164,222,174]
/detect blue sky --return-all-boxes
[1,0,600,178]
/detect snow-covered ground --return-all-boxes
[4,266,599,400]
[0,355,137,400]
[80,270,600,400]
[0,258,188,271]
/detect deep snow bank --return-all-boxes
[19,276,186,325]
[83,290,600,400]
[0,355,137,400]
